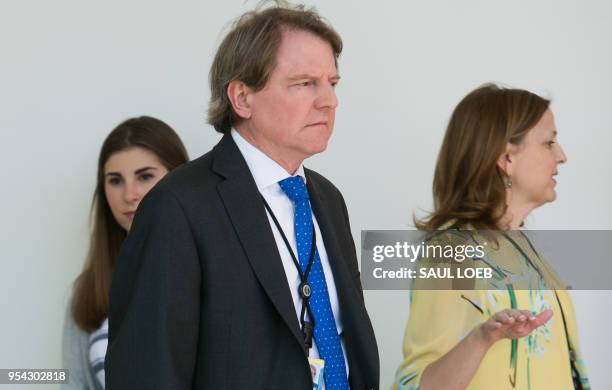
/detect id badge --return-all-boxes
[308,357,325,389]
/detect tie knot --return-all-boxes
[278,176,309,202]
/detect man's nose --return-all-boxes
[315,82,338,109]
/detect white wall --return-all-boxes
[1,1,610,389]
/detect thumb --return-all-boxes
[531,308,554,328]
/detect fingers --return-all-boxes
[520,309,534,321]
[482,319,502,332]
[493,309,528,325]
[493,311,511,323]
[486,308,554,340]
[511,309,528,322]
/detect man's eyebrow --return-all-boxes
[287,74,341,81]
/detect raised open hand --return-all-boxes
[479,308,553,345]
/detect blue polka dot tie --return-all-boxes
[279,176,349,390]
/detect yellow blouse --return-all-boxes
[394,230,590,390]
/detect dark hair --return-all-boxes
[416,83,551,230]
[71,116,189,332]
[207,0,342,134]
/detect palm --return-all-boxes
[482,308,553,344]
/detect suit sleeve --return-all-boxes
[105,186,201,390]
[338,192,364,296]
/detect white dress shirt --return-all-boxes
[231,129,349,384]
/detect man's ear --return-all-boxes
[227,80,253,120]
[496,143,515,176]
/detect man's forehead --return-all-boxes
[274,29,337,75]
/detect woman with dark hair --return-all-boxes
[62,116,189,390]
[394,84,590,389]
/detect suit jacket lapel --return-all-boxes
[305,171,361,302]
[212,135,305,352]
[306,170,378,388]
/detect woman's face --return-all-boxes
[506,109,567,208]
[103,147,169,231]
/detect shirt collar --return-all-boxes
[231,128,306,191]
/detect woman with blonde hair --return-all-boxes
[395,84,590,390]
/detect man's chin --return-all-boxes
[299,138,330,158]
[307,143,329,157]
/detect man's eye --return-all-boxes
[297,81,312,87]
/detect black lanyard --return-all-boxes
[261,195,317,350]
